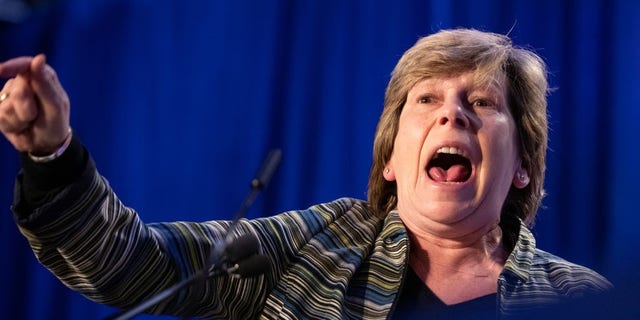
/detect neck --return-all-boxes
[408,224,506,279]
[402,217,508,305]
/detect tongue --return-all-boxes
[429,164,469,183]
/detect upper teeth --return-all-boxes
[436,146,465,156]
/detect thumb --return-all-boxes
[29,54,70,118]
[28,54,71,148]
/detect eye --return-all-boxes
[418,95,436,104]
[470,98,496,108]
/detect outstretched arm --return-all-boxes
[2,55,273,319]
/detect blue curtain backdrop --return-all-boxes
[0,0,638,319]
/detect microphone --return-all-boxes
[224,233,260,263]
[106,149,282,320]
[206,148,281,271]
[225,255,272,278]
[251,149,282,190]
[207,233,267,278]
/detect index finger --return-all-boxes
[0,56,33,78]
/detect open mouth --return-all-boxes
[427,146,472,183]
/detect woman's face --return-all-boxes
[386,72,526,238]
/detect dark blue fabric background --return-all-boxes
[0,0,638,319]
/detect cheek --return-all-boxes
[389,113,428,173]
[484,117,519,168]
[397,110,432,143]
[394,120,426,159]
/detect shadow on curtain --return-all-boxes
[0,0,638,319]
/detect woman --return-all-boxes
[0,28,611,319]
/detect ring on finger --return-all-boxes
[0,92,9,103]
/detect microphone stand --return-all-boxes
[222,149,282,243]
[105,149,282,320]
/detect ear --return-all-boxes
[513,166,530,189]
[383,165,396,181]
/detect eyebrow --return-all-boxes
[411,79,504,94]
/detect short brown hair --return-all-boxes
[367,28,548,226]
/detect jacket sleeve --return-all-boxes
[11,154,274,319]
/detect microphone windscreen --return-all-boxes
[233,255,272,277]
[225,234,260,263]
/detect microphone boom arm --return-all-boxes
[104,149,282,320]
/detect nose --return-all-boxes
[437,99,470,128]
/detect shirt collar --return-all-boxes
[501,218,536,281]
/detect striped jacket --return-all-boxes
[13,158,612,319]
